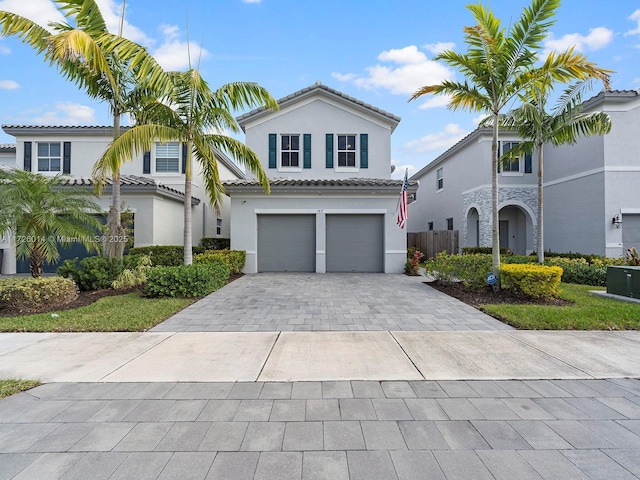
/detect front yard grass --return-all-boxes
[0,292,194,332]
[481,283,640,330]
[0,379,41,399]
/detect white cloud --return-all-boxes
[32,102,95,125]
[626,9,640,36]
[391,159,417,179]
[472,114,489,126]
[544,27,614,56]
[0,80,19,89]
[94,0,154,45]
[404,123,468,154]
[423,42,455,55]
[0,0,63,29]
[0,44,10,55]
[151,24,210,70]
[333,44,454,97]
[417,95,451,110]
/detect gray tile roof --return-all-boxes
[223,177,418,194]
[236,82,401,130]
[62,175,201,205]
[0,143,16,152]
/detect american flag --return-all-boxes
[397,168,409,229]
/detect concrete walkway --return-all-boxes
[1,273,640,478]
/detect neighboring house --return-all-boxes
[408,89,640,258]
[224,82,417,273]
[0,125,244,274]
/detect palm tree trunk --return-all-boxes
[29,245,43,278]
[491,113,501,289]
[104,113,125,260]
[183,140,193,265]
[537,143,544,264]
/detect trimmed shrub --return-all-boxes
[426,253,493,290]
[143,262,230,298]
[462,246,513,255]
[58,256,126,291]
[502,255,537,265]
[405,249,425,276]
[194,249,246,275]
[0,277,78,312]
[501,264,563,298]
[200,238,231,250]
[127,246,206,267]
[544,257,606,286]
[112,255,152,289]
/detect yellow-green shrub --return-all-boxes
[0,277,78,312]
[111,255,152,289]
[194,249,246,275]
[501,264,563,298]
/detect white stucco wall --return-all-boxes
[229,193,406,274]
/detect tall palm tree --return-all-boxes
[0,0,169,260]
[486,80,612,264]
[94,69,277,265]
[0,168,102,277]
[409,0,610,287]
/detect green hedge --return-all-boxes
[128,246,206,267]
[143,262,230,298]
[200,238,231,250]
[0,277,78,312]
[426,252,492,290]
[501,264,563,298]
[193,249,246,275]
[461,246,513,255]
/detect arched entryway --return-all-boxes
[498,204,534,255]
[466,207,480,248]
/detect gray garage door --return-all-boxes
[623,214,640,253]
[257,214,316,272]
[326,214,384,272]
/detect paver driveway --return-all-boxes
[151,273,510,332]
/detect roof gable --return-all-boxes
[237,82,401,132]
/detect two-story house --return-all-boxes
[224,82,417,273]
[408,89,640,258]
[0,125,244,274]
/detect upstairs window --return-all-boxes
[501,141,521,172]
[337,134,356,167]
[37,142,61,172]
[216,218,222,236]
[155,142,180,173]
[436,167,444,190]
[281,135,299,168]
[447,218,454,231]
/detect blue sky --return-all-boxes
[1,0,639,178]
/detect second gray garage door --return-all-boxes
[623,214,640,253]
[326,214,384,272]
[257,214,316,272]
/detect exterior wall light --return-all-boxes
[613,213,622,229]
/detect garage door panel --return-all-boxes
[258,215,316,272]
[623,214,640,252]
[326,214,384,272]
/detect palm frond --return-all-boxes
[0,11,51,53]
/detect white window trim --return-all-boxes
[278,134,302,172]
[500,142,524,177]
[36,141,62,175]
[436,167,444,192]
[154,141,181,175]
[335,134,358,171]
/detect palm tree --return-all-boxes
[0,0,169,260]
[94,69,277,265]
[486,80,612,264]
[0,168,102,277]
[409,0,611,287]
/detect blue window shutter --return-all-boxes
[182,143,187,174]
[63,142,71,174]
[143,150,151,174]
[497,142,501,173]
[325,134,333,168]
[360,133,368,169]
[303,134,311,169]
[23,142,32,171]
[524,152,532,173]
[268,133,277,169]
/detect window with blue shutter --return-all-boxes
[23,142,32,171]
[360,133,368,169]
[524,153,532,173]
[268,134,277,169]
[182,143,187,174]
[143,151,151,174]
[63,142,71,174]
[326,134,334,168]
[303,134,311,169]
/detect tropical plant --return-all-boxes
[0,0,169,260]
[93,69,277,264]
[409,0,611,288]
[486,80,611,263]
[0,169,102,277]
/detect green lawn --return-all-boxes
[0,379,41,399]
[0,292,194,332]
[482,283,640,330]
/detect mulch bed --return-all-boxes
[426,279,572,308]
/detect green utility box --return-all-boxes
[607,266,640,298]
